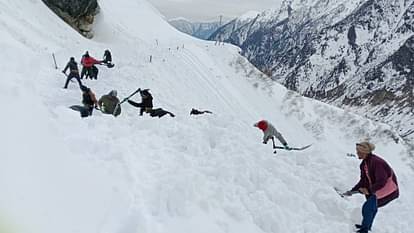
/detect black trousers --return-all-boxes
[64,73,82,88]
[81,105,94,117]
[149,108,174,118]
[128,100,149,115]
[90,66,99,79]
[128,101,174,118]
[81,66,98,79]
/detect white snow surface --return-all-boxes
[0,1,413,233]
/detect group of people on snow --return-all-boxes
[77,84,176,119]
[62,50,114,89]
[78,87,122,118]
[62,49,399,233]
[63,50,211,119]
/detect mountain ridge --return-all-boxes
[212,0,414,142]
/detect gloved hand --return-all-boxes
[359,188,370,195]
[61,70,65,74]
[263,141,267,144]
[343,190,353,196]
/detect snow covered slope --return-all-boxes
[0,1,413,233]
[168,18,222,40]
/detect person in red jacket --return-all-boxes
[80,51,101,79]
[344,141,399,233]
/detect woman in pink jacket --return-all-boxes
[345,141,399,233]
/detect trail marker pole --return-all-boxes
[52,53,58,69]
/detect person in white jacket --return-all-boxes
[254,120,289,149]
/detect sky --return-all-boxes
[147,0,281,21]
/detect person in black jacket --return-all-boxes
[128,89,175,118]
[190,108,212,115]
[148,108,175,118]
[62,57,83,89]
[128,89,153,115]
[102,49,112,65]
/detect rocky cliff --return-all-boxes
[42,0,99,38]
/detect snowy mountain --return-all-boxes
[1,1,414,233]
[168,18,222,40]
[209,10,262,45]
[212,0,414,144]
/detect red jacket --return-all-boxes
[81,56,100,68]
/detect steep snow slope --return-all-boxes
[0,1,413,233]
[168,18,222,40]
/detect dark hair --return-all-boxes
[141,89,151,97]
[80,85,88,92]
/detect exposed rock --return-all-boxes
[42,0,99,38]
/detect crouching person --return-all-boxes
[98,90,121,117]
[80,85,98,117]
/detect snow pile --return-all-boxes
[0,1,413,233]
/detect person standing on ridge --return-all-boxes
[343,141,399,233]
[62,57,82,89]
[254,120,289,149]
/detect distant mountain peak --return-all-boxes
[212,0,414,142]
